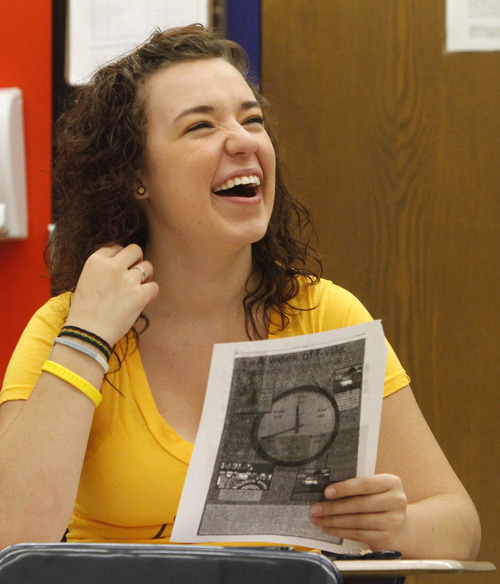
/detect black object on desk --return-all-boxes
[0,543,342,584]
[322,550,405,584]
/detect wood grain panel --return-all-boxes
[262,1,499,581]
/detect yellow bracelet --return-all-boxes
[41,360,102,407]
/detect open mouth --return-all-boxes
[212,175,261,198]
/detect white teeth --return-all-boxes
[213,174,261,193]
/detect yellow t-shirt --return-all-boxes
[0,278,409,543]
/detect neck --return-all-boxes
[143,237,255,322]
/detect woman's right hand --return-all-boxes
[65,244,159,346]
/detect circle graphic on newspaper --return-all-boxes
[251,385,339,466]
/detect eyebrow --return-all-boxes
[174,100,261,124]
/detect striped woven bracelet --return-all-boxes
[59,326,113,362]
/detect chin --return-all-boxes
[239,225,270,247]
[218,217,269,246]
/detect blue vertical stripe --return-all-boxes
[225,0,261,82]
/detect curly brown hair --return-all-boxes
[50,24,322,337]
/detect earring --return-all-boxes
[137,185,147,196]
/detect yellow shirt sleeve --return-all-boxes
[0,292,71,405]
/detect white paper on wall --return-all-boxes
[66,0,209,85]
[446,0,500,52]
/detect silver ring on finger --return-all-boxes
[132,264,146,283]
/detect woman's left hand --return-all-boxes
[310,474,408,551]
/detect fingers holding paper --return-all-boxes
[310,474,408,551]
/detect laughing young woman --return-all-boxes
[0,25,480,558]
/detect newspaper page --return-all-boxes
[171,320,387,553]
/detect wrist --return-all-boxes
[52,337,109,373]
[58,325,113,362]
[42,360,102,408]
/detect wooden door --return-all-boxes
[261,1,499,581]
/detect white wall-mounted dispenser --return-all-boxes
[0,87,28,239]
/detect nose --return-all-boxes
[224,123,258,157]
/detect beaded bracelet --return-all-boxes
[53,337,109,374]
[41,360,103,407]
[59,326,113,362]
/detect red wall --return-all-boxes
[0,1,52,379]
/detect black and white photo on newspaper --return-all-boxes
[171,320,388,553]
